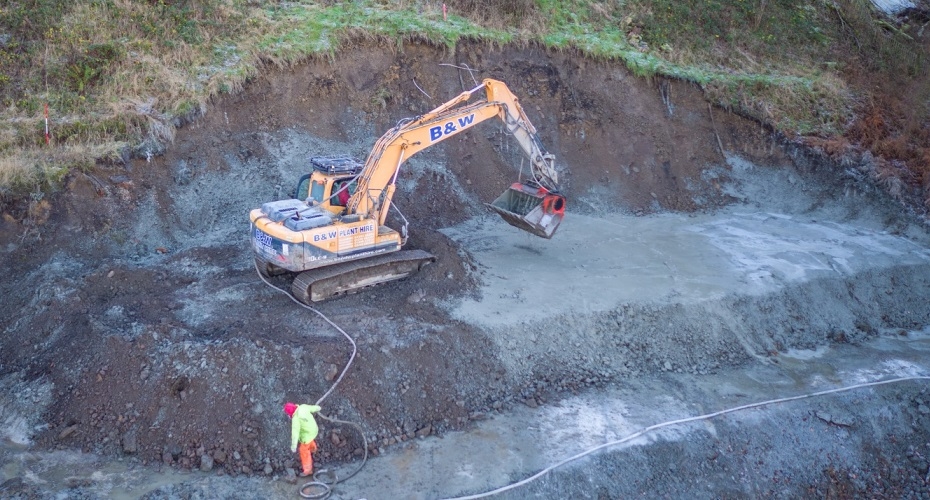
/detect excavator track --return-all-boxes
[290,249,436,304]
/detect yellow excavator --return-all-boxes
[249,79,566,303]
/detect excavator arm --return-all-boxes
[347,79,564,235]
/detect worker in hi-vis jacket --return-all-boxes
[284,402,321,476]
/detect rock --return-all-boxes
[664,361,673,371]
[109,175,131,185]
[324,364,339,382]
[523,398,538,408]
[213,450,227,464]
[170,376,189,396]
[200,454,214,472]
[0,477,23,492]
[284,468,297,484]
[58,424,79,440]
[415,425,432,438]
[263,464,273,475]
[406,289,426,304]
[919,404,930,415]
[66,477,92,488]
[162,451,173,465]
[121,429,138,454]
[233,451,241,460]
[174,161,192,185]
[828,329,848,343]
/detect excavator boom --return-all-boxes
[348,80,564,234]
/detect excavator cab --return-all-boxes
[291,156,366,214]
[487,182,566,239]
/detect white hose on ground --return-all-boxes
[443,375,930,500]
[253,261,368,499]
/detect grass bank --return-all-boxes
[0,0,925,197]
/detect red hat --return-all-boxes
[284,402,297,418]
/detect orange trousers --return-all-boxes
[298,440,317,475]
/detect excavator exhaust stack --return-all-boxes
[487,182,566,239]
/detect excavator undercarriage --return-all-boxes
[289,250,435,302]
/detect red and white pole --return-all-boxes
[44,103,49,145]
[443,3,447,21]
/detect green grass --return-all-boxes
[257,3,514,62]
[0,0,925,195]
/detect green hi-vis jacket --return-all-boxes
[291,404,321,452]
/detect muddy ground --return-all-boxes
[2,41,930,498]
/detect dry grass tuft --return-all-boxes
[444,0,539,30]
[120,98,176,145]
[0,141,122,189]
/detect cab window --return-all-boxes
[294,174,311,200]
[331,179,357,206]
[309,180,326,203]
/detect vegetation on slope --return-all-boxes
[1,0,927,204]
